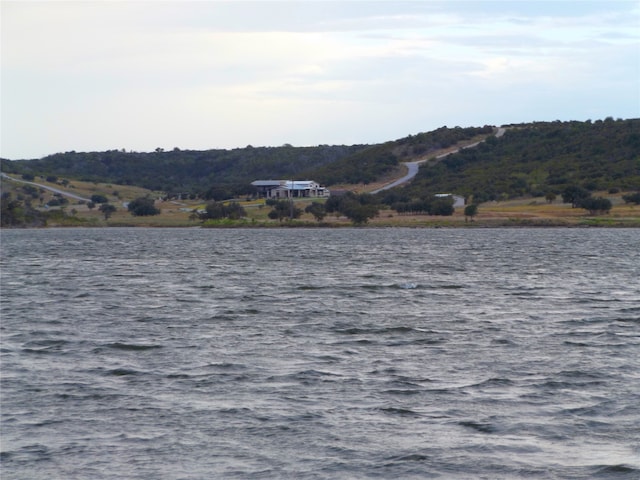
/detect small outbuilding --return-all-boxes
[435,194,465,207]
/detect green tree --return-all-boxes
[464,204,478,222]
[545,192,556,204]
[268,200,302,222]
[622,192,640,205]
[562,185,591,208]
[579,196,612,215]
[224,202,246,220]
[99,203,117,220]
[343,203,379,224]
[430,196,455,216]
[324,195,344,219]
[324,192,379,224]
[305,202,326,222]
[201,201,246,220]
[47,195,68,207]
[128,196,160,216]
[1,192,47,227]
[90,194,109,204]
[203,201,226,220]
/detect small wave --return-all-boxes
[563,340,591,347]
[105,343,162,351]
[358,283,422,291]
[217,407,254,416]
[24,338,70,347]
[386,453,430,462]
[619,305,640,312]
[614,316,640,323]
[293,369,341,379]
[4,443,52,462]
[389,338,444,346]
[296,285,325,291]
[106,368,141,376]
[557,369,606,380]
[379,406,421,417]
[469,377,515,388]
[593,464,639,477]
[458,420,498,434]
[21,347,61,355]
[210,362,247,370]
[22,339,73,355]
[332,325,433,336]
[383,389,422,396]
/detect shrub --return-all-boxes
[128,196,160,216]
[90,194,108,204]
[622,192,640,205]
[579,196,612,215]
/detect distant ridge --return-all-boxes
[2,118,638,201]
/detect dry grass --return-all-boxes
[4,174,639,228]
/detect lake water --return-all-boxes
[1,227,639,479]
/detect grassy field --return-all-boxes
[3,174,639,227]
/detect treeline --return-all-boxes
[401,118,640,202]
[0,144,366,198]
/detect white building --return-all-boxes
[251,180,330,199]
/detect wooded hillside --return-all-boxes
[0,144,366,199]
[308,125,493,185]
[2,119,638,202]
[400,118,639,202]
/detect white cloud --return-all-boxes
[1,0,638,159]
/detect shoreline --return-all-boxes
[4,217,639,229]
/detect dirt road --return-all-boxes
[1,172,91,202]
[370,127,506,194]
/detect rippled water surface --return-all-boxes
[1,228,639,479]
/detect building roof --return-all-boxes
[251,180,284,187]
[252,180,321,190]
[435,193,464,198]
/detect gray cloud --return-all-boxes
[1,0,638,159]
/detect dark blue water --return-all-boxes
[1,228,639,479]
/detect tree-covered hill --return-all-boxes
[393,118,639,203]
[306,125,494,185]
[0,125,495,196]
[2,119,638,202]
[0,144,367,198]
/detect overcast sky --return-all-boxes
[2,0,639,159]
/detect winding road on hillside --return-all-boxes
[370,127,506,194]
[1,172,92,202]
[2,127,506,201]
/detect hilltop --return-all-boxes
[1,117,639,227]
